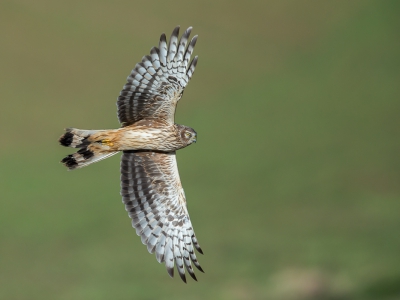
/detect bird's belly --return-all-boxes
[116,128,178,151]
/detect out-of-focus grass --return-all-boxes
[1,1,400,299]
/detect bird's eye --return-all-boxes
[185,132,191,139]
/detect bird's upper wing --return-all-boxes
[120,150,204,282]
[117,26,198,126]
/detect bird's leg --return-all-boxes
[101,139,114,147]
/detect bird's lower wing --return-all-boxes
[120,150,203,282]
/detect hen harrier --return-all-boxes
[58,26,203,282]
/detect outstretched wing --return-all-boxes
[120,151,204,282]
[117,26,198,126]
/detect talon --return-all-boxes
[102,139,114,147]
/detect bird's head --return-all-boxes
[177,125,197,147]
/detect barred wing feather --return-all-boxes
[120,151,204,282]
[117,26,198,126]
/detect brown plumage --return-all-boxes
[58,26,203,282]
[63,121,196,152]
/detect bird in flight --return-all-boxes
[58,26,203,282]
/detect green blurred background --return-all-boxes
[1,1,399,299]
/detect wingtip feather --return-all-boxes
[179,271,187,283]
[191,35,198,47]
[197,265,205,273]
[167,267,174,278]
[188,270,197,281]
[172,25,180,34]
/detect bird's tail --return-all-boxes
[59,128,118,170]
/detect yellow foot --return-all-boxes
[102,139,114,147]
